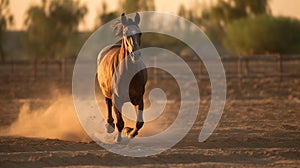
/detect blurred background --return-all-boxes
[0,0,299,82]
[0,1,300,166]
[0,0,300,81]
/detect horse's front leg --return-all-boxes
[128,99,144,138]
[113,104,124,142]
[105,97,115,133]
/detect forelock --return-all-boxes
[123,25,141,37]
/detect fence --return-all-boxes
[0,59,75,82]
[0,54,299,83]
[221,54,300,78]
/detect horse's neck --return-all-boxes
[118,39,128,61]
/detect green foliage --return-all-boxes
[223,15,300,54]
[203,0,270,25]
[200,0,270,44]
[0,0,14,62]
[96,0,155,28]
[177,1,204,23]
[120,0,139,14]
[119,0,155,14]
[24,0,87,60]
[178,4,188,19]
[96,0,155,30]
[96,2,118,26]
[138,0,155,11]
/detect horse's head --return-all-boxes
[121,13,142,62]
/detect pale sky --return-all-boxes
[9,0,300,31]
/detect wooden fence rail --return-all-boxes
[0,54,300,83]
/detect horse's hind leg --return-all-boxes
[128,99,144,138]
[105,97,115,133]
[113,104,124,142]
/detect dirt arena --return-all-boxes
[0,62,299,167]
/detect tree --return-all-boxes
[119,0,155,13]
[223,15,300,54]
[24,1,48,61]
[178,4,188,19]
[0,0,13,62]
[96,0,155,28]
[200,0,270,44]
[96,1,118,27]
[203,0,270,25]
[178,1,207,23]
[24,0,87,80]
[138,0,155,11]
[25,0,87,59]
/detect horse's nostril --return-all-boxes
[133,51,141,57]
[129,51,141,62]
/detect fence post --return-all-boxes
[154,56,157,85]
[245,57,249,76]
[10,61,14,74]
[200,61,203,77]
[45,57,49,77]
[277,54,282,83]
[238,54,242,88]
[237,55,241,77]
[61,58,66,82]
[32,58,37,81]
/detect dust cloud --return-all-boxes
[1,95,91,142]
[0,85,178,142]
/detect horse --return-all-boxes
[97,13,147,142]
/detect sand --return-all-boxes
[0,76,299,167]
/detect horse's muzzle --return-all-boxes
[129,50,141,62]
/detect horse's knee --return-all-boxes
[116,119,124,132]
[107,118,114,124]
[105,98,112,106]
[136,122,144,130]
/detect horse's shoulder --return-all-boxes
[97,44,121,65]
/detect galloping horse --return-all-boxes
[97,13,147,142]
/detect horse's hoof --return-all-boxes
[123,127,137,138]
[116,136,122,143]
[122,127,133,136]
[115,132,123,143]
[105,122,115,133]
[128,131,138,138]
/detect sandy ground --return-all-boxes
[0,76,300,167]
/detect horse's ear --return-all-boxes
[121,13,127,25]
[134,12,140,25]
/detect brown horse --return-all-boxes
[97,13,147,142]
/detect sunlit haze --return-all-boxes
[9,0,300,31]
